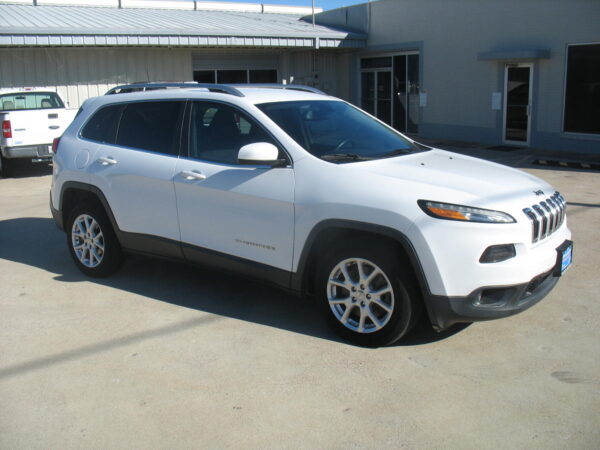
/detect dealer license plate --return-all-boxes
[557,241,573,275]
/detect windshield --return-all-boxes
[0,92,65,111]
[256,100,424,162]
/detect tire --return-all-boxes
[66,204,123,277]
[316,238,422,347]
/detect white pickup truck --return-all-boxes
[1,88,77,177]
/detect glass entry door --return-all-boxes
[361,53,420,134]
[504,64,532,144]
[361,70,392,125]
[393,54,419,134]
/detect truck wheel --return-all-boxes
[66,205,123,277]
[316,239,421,347]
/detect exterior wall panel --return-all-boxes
[339,0,600,153]
[0,47,192,107]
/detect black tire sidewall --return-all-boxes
[66,205,123,277]
[316,239,420,347]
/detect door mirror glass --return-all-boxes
[238,142,281,165]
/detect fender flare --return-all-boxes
[59,181,123,238]
[291,219,432,296]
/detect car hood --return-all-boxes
[359,149,553,204]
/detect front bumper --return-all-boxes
[424,267,561,331]
[2,144,53,159]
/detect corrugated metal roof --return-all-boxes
[0,4,366,48]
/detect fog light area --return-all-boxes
[479,244,516,263]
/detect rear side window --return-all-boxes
[116,101,184,155]
[81,104,123,144]
[0,92,64,111]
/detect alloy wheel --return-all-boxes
[327,258,395,333]
[71,214,105,268]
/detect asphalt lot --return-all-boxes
[1,158,599,449]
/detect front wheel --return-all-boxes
[316,240,421,347]
[66,205,123,277]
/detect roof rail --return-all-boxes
[105,82,245,97]
[232,84,326,95]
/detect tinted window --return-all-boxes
[81,104,124,144]
[217,70,247,84]
[116,101,184,155]
[189,102,277,164]
[0,92,64,111]
[193,71,216,83]
[257,100,419,161]
[564,44,600,134]
[360,57,392,69]
[249,70,278,83]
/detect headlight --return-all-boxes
[418,200,515,223]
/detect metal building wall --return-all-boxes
[286,50,349,99]
[0,47,193,107]
[191,48,350,99]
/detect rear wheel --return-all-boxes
[316,239,421,347]
[66,205,123,277]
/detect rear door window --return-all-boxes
[116,101,185,156]
[81,104,124,144]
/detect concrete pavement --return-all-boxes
[0,159,599,449]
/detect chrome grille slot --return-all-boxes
[547,198,559,233]
[541,201,554,234]
[533,204,548,239]
[523,191,566,244]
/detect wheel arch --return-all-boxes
[292,219,431,299]
[60,181,122,240]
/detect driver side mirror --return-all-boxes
[238,142,287,167]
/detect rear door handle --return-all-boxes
[180,170,206,181]
[97,156,117,166]
[49,125,60,130]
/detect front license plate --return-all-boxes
[555,240,573,276]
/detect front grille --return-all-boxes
[523,192,566,243]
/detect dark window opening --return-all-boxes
[360,57,392,69]
[564,44,600,134]
[193,71,216,84]
[81,104,124,144]
[116,101,184,155]
[217,70,248,84]
[193,69,278,85]
[249,70,278,83]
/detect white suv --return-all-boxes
[50,83,573,346]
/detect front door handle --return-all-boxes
[97,156,117,166]
[180,170,206,181]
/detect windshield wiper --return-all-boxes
[320,153,373,162]
[378,148,416,158]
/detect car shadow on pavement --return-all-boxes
[2,160,53,178]
[0,217,468,348]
